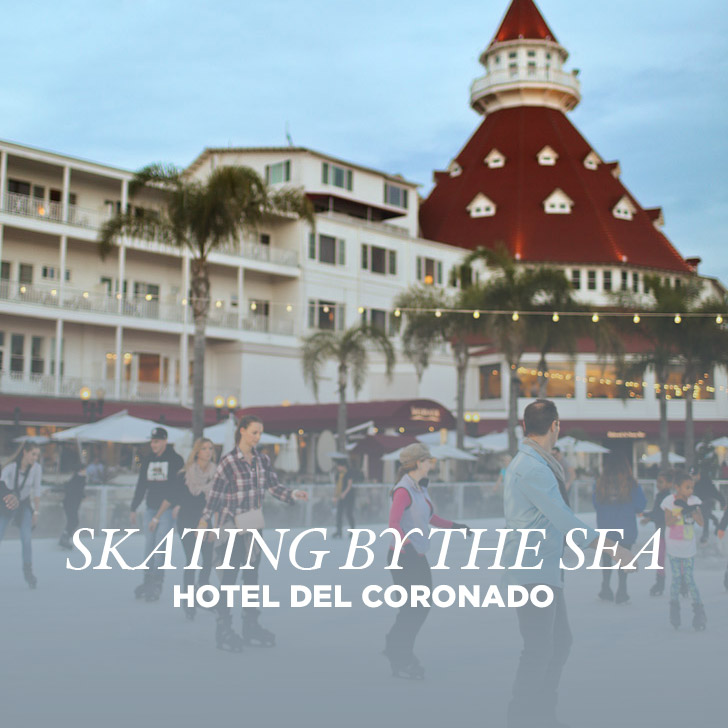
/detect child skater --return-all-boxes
[662,471,706,630]
[640,469,673,596]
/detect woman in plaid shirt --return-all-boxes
[199,415,308,651]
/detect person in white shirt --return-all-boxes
[662,471,706,630]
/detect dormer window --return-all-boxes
[467,193,497,218]
[448,161,462,178]
[583,151,600,170]
[613,195,636,221]
[543,189,574,215]
[484,149,506,169]
[538,146,559,166]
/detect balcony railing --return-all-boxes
[471,67,581,96]
[0,282,295,335]
[3,192,109,229]
[215,239,299,267]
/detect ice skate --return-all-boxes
[216,615,243,652]
[390,655,425,680]
[597,584,614,602]
[144,572,163,602]
[669,600,680,629]
[58,532,73,550]
[692,602,706,631]
[242,618,276,647]
[184,604,196,621]
[23,563,37,589]
[649,574,665,596]
[615,587,630,605]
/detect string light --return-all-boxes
[394,309,401,317]
[552,313,560,322]
[473,310,481,319]
[592,313,600,323]
[633,314,640,324]
[512,312,519,321]
[717,315,723,324]
[674,314,682,324]
[435,309,442,318]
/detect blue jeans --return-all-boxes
[0,501,33,565]
[143,506,175,574]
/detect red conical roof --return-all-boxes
[419,106,692,274]
[491,0,557,45]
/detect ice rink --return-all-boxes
[2,516,725,728]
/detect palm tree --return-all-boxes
[98,163,313,438]
[301,324,396,451]
[393,284,477,450]
[463,245,577,455]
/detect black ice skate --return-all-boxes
[598,584,614,602]
[216,615,243,652]
[669,600,681,629]
[243,618,275,646]
[390,655,425,680]
[692,602,707,631]
[23,563,37,589]
[649,574,665,596]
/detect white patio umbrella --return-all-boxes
[276,433,301,473]
[474,428,523,453]
[641,451,686,465]
[556,436,610,454]
[204,418,286,449]
[382,443,477,462]
[710,436,728,448]
[416,431,481,450]
[52,410,186,444]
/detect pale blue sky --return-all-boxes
[2,0,726,282]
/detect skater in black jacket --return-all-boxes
[130,427,184,601]
[58,461,86,550]
[151,437,217,619]
[693,466,725,544]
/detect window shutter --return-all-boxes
[436,261,443,285]
[416,257,422,281]
[402,190,408,209]
[388,250,397,276]
[338,239,346,266]
[361,244,368,270]
[308,302,315,328]
[265,165,270,185]
[308,233,316,260]
[322,163,329,184]
[346,170,353,191]
[337,305,345,330]
[284,160,290,182]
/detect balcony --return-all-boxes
[0,282,296,336]
[3,191,109,229]
[215,239,299,268]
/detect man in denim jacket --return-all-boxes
[503,400,633,728]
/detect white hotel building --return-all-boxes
[1,0,726,463]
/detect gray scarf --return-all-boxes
[522,437,566,495]
[185,462,215,497]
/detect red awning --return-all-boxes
[240,399,455,435]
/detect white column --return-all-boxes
[237,265,244,328]
[61,166,70,223]
[54,319,63,396]
[0,150,7,212]
[114,325,123,399]
[180,251,190,404]
[58,235,67,303]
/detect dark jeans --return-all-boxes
[385,544,431,668]
[179,525,214,591]
[63,497,82,536]
[335,490,356,534]
[508,586,572,728]
[216,530,263,622]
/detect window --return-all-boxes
[613,195,636,221]
[570,270,581,290]
[538,146,559,166]
[603,271,612,292]
[259,233,270,246]
[467,193,496,218]
[621,271,629,291]
[527,50,536,58]
[1,262,9,297]
[360,308,392,334]
[50,337,64,376]
[361,244,396,275]
[586,364,643,399]
[508,52,517,59]
[543,189,573,214]
[10,334,24,373]
[587,270,597,290]
[517,362,575,398]
[583,151,600,170]
[527,61,536,76]
[322,162,353,191]
[133,282,160,301]
[230,294,239,309]
[479,364,502,400]
[384,183,408,209]
[249,299,270,317]
[484,149,506,168]
[104,199,122,217]
[101,277,128,296]
[309,233,346,266]
[265,160,291,185]
[308,300,344,331]
[18,264,33,284]
[0,331,4,371]
[416,257,443,285]
[632,272,639,293]
[509,63,517,77]
[41,267,71,281]
[664,365,715,401]
[8,179,31,196]
[30,336,44,375]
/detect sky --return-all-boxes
[2,0,727,283]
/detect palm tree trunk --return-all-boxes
[538,353,548,398]
[337,364,348,454]
[685,390,695,469]
[657,377,669,471]
[508,360,520,456]
[454,341,468,450]
[190,258,210,439]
